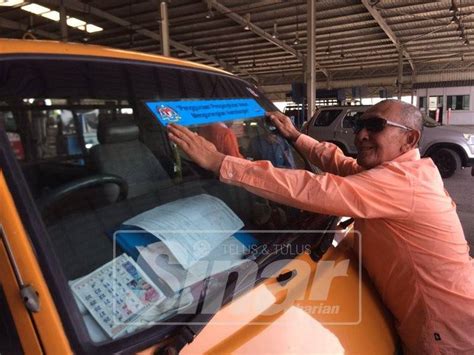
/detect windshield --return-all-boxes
[0,56,329,350]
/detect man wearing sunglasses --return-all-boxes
[168,99,473,354]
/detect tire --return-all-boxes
[430,148,462,178]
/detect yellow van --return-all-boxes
[0,39,397,354]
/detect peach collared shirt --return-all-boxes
[220,134,474,354]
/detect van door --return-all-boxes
[0,119,72,353]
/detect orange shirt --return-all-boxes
[219,134,474,354]
[197,123,242,158]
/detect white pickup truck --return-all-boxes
[302,106,474,178]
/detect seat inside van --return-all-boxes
[90,117,173,200]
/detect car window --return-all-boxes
[0,56,333,350]
[342,111,364,129]
[313,109,342,127]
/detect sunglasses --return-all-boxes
[350,116,413,134]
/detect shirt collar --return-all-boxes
[392,148,421,163]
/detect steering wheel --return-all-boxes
[37,174,128,217]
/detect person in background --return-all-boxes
[168,99,474,354]
[249,120,295,168]
[197,122,242,158]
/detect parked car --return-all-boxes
[303,106,474,178]
[0,39,397,354]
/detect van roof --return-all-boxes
[0,39,231,75]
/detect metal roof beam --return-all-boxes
[361,0,415,71]
[37,0,256,80]
[0,17,59,39]
[207,0,328,77]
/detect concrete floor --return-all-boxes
[443,167,474,256]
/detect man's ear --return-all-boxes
[405,130,421,149]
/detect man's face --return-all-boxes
[354,102,411,169]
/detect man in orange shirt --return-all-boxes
[168,100,474,354]
[197,122,242,158]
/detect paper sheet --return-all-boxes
[71,254,164,338]
[137,237,247,293]
[124,194,244,269]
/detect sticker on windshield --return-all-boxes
[145,98,265,126]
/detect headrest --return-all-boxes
[97,119,140,144]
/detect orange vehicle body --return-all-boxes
[0,39,397,354]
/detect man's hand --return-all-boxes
[266,111,301,142]
[168,124,226,175]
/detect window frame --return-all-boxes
[447,95,470,111]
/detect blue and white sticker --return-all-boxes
[145,98,265,127]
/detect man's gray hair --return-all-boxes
[381,99,423,131]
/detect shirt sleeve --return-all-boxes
[294,134,363,176]
[219,156,414,219]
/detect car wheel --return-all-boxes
[430,148,462,178]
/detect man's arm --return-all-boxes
[220,156,414,219]
[295,134,363,176]
[267,112,362,176]
[166,124,412,219]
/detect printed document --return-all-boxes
[123,194,244,269]
[137,237,248,293]
[71,254,164,338]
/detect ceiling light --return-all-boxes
[244,13,251,31]
[449,0,458,13]
[41,11,60,22]
[85,24,103,33]
[76,23,103,33]
[0,0,24,6]
[293,33,300,45]
[67,17,86,28]
[205,9,213,19]
[205,0,213,19]
[20,3,103,33]
[21,3,49,15]
[272,22,278,39]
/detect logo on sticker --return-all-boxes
[157,105,181,122]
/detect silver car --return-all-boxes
[303,106,474,178]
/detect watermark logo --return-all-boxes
[101,229,362,329]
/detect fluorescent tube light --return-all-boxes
[0,0,24,6]
[85,24,103,33]
[21,3,49,14]
[41,10,60,22]
[20,2,103,34]
[66,17,86,28]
